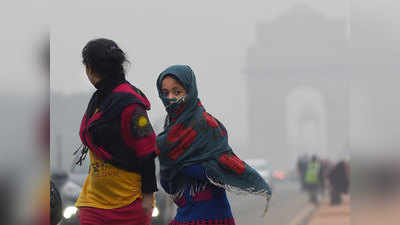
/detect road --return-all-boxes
[59,180,311,225]
[228,180,310,225]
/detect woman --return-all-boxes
[74,38,157,225]
[156,65,272,225]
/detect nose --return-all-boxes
[167,93,175,99]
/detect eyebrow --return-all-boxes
[162,85,185,93]
[172,87,183,91]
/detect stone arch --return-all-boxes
[285,86,327,163]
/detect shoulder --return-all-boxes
[121,104,149,122]
[113,82,146,98]
[109,82,151,110]
[122,104,154,138]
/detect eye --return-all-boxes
[162,90,169,96]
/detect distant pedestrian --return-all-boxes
[304,155,323,205]
[328,160,349,205]
[297,154,309,191]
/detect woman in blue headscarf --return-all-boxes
[156,65,272,225]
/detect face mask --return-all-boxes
[165,95,186,110]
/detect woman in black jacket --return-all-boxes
[74,38,158,225]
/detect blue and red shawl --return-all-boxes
[156,65,272,216]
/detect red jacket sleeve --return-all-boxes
[120,104,156,158]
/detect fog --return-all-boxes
[50,1,400,224]
[49,1,400,175]
[0,1,398,224]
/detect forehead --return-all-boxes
[161,76,184,89]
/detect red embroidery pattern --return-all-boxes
[168,126,197,160]
[202,112,219,128]
[219,153,246,175]
[168,124,185,143]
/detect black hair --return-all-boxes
[82,38,129,79]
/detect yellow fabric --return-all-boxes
[75,150,143,209]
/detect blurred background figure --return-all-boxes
[0,0,48,224]
[0,175,14,225]
[328,160,350,205]
[296,153,309,191]
[51,180,63,225]
[303,155,324,205]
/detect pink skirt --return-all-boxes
[78,198,151,225]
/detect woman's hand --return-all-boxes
[142,193,154,216]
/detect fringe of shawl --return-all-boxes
[206,175,272,217]
[166,176,272,217]
[167,181,211,202]
[72,144,89,168]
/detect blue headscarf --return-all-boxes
[156,65,272,215]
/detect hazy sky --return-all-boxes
[47,0,400,170]
[51,0,350,93]
[50,0,357,148]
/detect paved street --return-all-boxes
[228,180,311,225]
[307,195,350,225]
